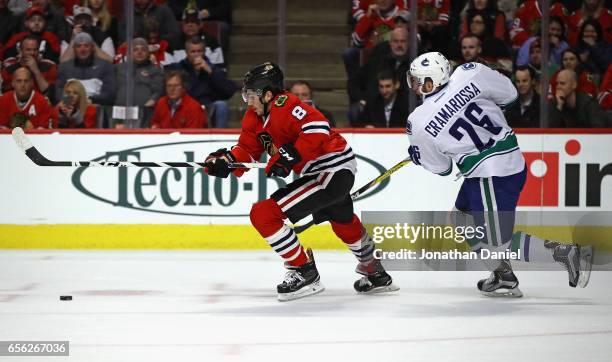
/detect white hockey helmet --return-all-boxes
[407,52,451,96]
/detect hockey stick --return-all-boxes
[292,157,412,234]
[11,127,265,169]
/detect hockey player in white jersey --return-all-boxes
[405,52,594,297]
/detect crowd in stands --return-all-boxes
[0,0,235,129]
[346,0,611,128]
[0,0,610,130]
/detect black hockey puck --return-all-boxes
[60,295,72,301]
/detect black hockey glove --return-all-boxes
[265,143,301,178]
[204,148,235,178]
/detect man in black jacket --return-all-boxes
[359,70,409,128]
[505,66,541,128]
[549,69,608,127]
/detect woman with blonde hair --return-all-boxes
[54,79,97,128]
[83,0,118,46]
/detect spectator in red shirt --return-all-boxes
[54,79,97,128]
[510,0,568,48]
[351,0,407,23]
[597,64,612,110]
[567,0,612,46]
[0,67,56,129]
[550,49,598,99]
[2,6,61,62]
[1,35,57,98]
[413,0,451,52]
[151,71,208,129]
[460,0,506,42]
[351,0,406,49]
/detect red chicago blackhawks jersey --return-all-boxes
[0,90,56,128]
[230,92,356,176]
[510,1,568,47]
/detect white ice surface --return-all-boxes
[0,251,611,362]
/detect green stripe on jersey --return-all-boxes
[457,133,519,176]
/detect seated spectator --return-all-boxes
[168,36,237,128]
[549,69,608,127]
[119,0,180,51]
[60,5,115,63]
[115,19,174,67]
[1,35,57,98]
[574,19,611,75]
[567,0,611,46]
[510,0,568,48]
[465,11,512,74]
[54,79,97,128]
[414,0,450,53]
[451,34,483,68]
[290,80,336,128]
[0,0,19,46]
[351,0,406,24]
[351,0,406,49]
[115,37,164,126]
[173,7,225,68]
[549,49,598,99]
[505,66,540,128]
[150,71,208,129]
[0,67,56,129]
[519,39,559,84]
[83,0,119,48]
[516,16,569,68]
[2,6,61,63]
[460,0,506,42]
[348,26,412,125]
[597,64,612,110]
[20,0,70,42]
[55,32,116,105]
[359,70,409,128]
[166,0,232,50]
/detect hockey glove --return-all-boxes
[204,148,235,178]
[408,145,421,165]
[265,143,301,178]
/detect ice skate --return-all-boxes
[277,248,325,302]
[354,258,399,294]
[477,261,523,298]
[552,243,594,288]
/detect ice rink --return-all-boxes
[1,250,611,362]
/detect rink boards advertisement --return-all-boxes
[1,130,611,249]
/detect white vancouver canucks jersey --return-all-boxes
[406,62,525,178]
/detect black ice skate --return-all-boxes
[477,261,523,298]
[277,248,325,302]
[551,243,594,288]
[354,258,399,294]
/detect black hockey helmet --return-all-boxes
[242,62,284,102]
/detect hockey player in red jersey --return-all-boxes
[203,62,398,301]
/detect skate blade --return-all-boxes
[277,281,325,302]
[358,283,400,295]
[481,287,523,298]
[578,246,594,288]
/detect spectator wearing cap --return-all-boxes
[60,5,115,63]
[0,0,19,46]
[358,70,409,128]
[83,0,119,48]
[115,37,164,126]
[290,80,336,128]
[516,16,569,68]
[119,0,180,51]
[348,26,412,125]
[549,69,608,127]
[1,35,57,98]
[2,6,61,63]
[53,79,97,128]
[0,67,56,129]
[19,0,70,41]
[172,6,225,69]
[166,0,232,50]
[505,66,540,128]
[115,18,174,67]
[168,36,237,128]
[55,32,116,106]
[150,70,208,129]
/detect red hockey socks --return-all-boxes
[331,214,374,262]
[250,198,308,267]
